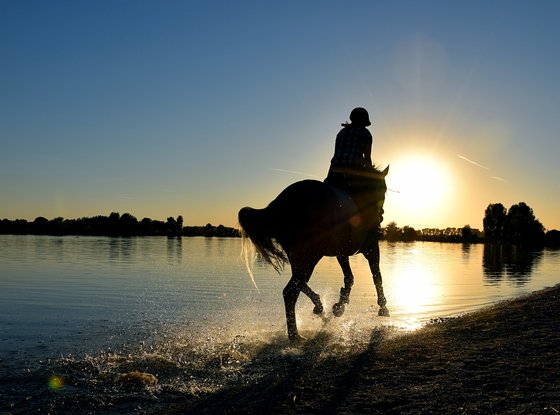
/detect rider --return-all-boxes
[325,107,374,192]
[325,107,383,230]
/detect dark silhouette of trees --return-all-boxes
[382,223,483,243]
[401,226,418,242]
[384,222,402,242]
[504,202,545,244]
[166,215,184,237]
[461,225,480,243]
[33,216,49,234]
[483,203,507,241]
[461,225,472,241]
[182,223,239,237]
[108,212,121,235]
[483,202,545,245]
[167,216,177,236]
[545,230,560,246]
[0,202,554,244]
[120,213,139,235]
[0,213,239,238]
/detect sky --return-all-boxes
[1,0,559,231]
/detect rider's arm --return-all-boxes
[364,139,373,167]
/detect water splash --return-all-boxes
[3,312,407,413]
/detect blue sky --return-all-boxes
[1,1,559,230]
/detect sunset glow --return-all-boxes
[384,154,453,229]
[1,3,559,231]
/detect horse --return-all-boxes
[238,166,390,342]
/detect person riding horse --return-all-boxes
[325,107,384,238]
[239,107,390,341]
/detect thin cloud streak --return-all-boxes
[457,155,489,170]
[269,168,322,179]
[457,155,507,182]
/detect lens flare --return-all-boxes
[48,375,64,391]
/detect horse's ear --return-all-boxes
[382,165,390,176]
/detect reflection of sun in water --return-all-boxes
[396,268,437,314]
[386,154,452,226]
[392,256,444,330]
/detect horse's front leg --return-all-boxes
[363,241,389,316]
[300,284,324,315]
[333,256,354,317]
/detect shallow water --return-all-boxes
[1,235,558,413]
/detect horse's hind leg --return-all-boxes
[363,241,389,316]
[333,256,354,317]
[301,284,324,315]
[283,258,319,342]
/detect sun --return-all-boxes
[384,154,452,228]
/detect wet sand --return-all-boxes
[161,284,560,414]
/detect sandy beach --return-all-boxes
[163,284,560,414]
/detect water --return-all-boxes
[1,235,558,413]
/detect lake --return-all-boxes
[1,235,558,413]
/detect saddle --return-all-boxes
[324,170,384,254]
[324,167,385,227]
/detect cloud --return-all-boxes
[457,155,489,170]
[458,155,507,182]
[269,168,322,179]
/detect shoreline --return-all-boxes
[164,284,560,414]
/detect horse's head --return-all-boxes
[372,165,389,198]
[372,165,389,224]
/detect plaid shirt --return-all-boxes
[330,125,372,168]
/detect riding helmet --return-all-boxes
[349,107,371,127]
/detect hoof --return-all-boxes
[378,306,390,317]
[332,302,345,317]
[313,303,324,315]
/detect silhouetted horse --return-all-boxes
[238,166,390,342]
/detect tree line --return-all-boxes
[0,212,239,238]
[1,202,558,245]
[382,202,559,246]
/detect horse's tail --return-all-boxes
[238,206,288,275]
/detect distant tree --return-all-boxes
[108,212,120,236]
[167,216,182,237]
[140,217,154,235]
[419,228,441,241]
[545,230,560,246]
[462,225,473,242]
[48,217,65,235]
[384,222,402,242]
[176,215,184,236]
[401,226,417,242]
[483,203,507,241]
[0,214,239,237]
[33,216,49,234]
[204,223,214,237]
[504,202,544,244]
[120,213,139,235]
[1,218,29,234]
